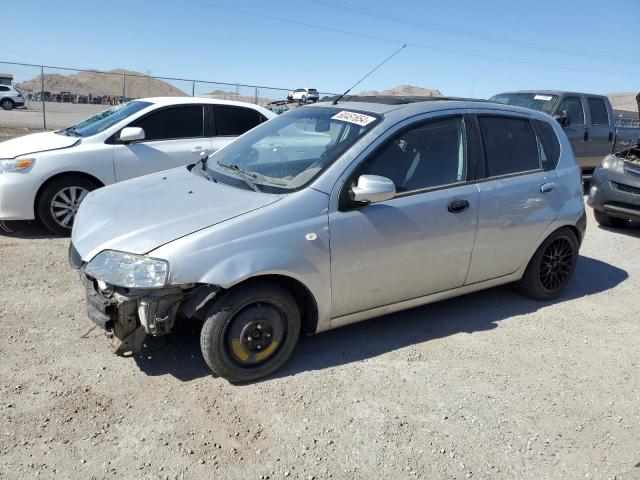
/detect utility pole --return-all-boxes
[40,66,46,130]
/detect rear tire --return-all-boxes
[37,175,99,235]
[517,227,579,301]
[594,210,628,228]
[200,280,301,383]
[1,98,15,110]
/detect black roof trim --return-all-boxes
[319,94,492,106]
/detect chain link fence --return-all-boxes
[0,61,335,130]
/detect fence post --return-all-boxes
[254,87,258,104]
[122,74,126,102]
[40,65,46,131]
[192,81,195,97]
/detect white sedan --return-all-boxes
[0,97,275,234]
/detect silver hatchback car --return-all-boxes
[70,96,586,382]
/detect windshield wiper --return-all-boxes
[63,126,81,137]
[216,161,261,192]
[193,154,216,182]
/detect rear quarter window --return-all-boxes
[214,106,263,136]
[587,98,609,125]
[478,116,540,177]
[532,120,561,171]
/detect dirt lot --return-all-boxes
[0,199,639,479]
[0,102,109,130]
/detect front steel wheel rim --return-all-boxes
[225,301,287,368]
[539,237,574,291]
[50,186,89,229]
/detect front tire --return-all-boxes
[37,175,99,235]
[200,281,301,383]
[1,98,15,110]
[517,227,579,301]
[594,210,628,228]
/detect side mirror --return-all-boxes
[350,174,396,204]
[119,126,145,143]
[553,110,571,127]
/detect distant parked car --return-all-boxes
[0,85,25,110]
[0,97,275,234]
[588,93,640,228]
[287,88,319,104]
[588,148,640,228]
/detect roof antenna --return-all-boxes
[332,44,407,105]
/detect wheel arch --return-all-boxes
[216,274,319,336]
[518,222,582,279]
[33,171,105,218]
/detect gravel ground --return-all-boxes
[0,126,41,141]
[0,201,639,479]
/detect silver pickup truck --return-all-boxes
[491,91,638,176]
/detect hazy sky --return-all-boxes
[2,0,640,98]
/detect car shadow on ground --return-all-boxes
[0,220,63,239]
[134,255,628,383]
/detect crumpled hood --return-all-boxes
[0,131,79,158]
[72,167,282,261]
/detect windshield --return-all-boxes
[57,100,152,137]
[204,106,381,192]
[490,93,558,113]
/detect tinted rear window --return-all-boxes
[587,98,609,125]
[214,106,263,136]
[133,105,204,141]
[533,120,561,171]
[479,116,540,177]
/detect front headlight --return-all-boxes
[600,155,624,174]
[84,250,169,289]
[0,158,34,173]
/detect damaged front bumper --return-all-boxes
[72,245,219,355]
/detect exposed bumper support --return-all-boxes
[82,276,219,356]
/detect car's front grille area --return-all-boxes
[624,162,640,177]
[612,182,640,196]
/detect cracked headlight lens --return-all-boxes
[84,250,168,288]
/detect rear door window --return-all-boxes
[132,105,204,141]
[478,116,540,177]
[532,120,561,171]
[587,97,609,125]
[214,106,264,136]
[556,96,585,125]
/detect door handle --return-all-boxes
[583,131,589,142]
[448,199,470,213]
[540,182,555,193]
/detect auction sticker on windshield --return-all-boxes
[331,111,377,126]
[534,95,554,101]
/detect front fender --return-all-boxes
[151,187,332,331]
[198,247,322,290]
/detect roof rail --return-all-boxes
[319,95,491,105]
